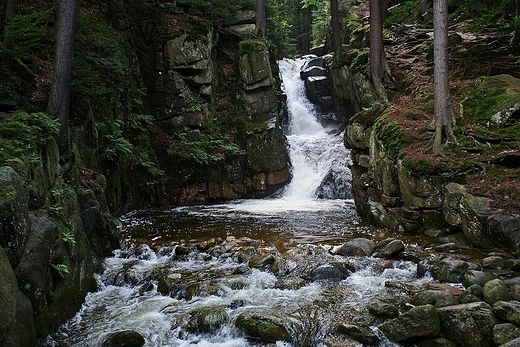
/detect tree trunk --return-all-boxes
[433,0,453,155]
[2,0,16,62]
[255,0,267,37]
[47,0,79,157]
[369,0,386,97]
[330,0,341,54]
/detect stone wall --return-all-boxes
[345,117,520,254]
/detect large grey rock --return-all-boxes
[164,30,213,71]
[431,257,478,283]
[494,323,520,345]
[373,239,405,259]
[483,279,512,305]
[335,238,375,257]
[437,302,498,347]
[308,262,349,282]
[409,290,459,308]
[238,40,274,90]
[494,301,520,325]
[462,270,497,287]
[235,308,292,343]
[500,337,520,347]
[378,304,440,342]
[246,128,288,173]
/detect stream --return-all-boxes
[40,58,454,347]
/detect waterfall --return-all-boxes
[278,58,352,201]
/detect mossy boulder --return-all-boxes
[437,302,498,347]
[378,304,440,342]
[235,308,292,343]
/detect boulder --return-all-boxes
[483,279,512,305]
[409,290,459,308]
[462,270,497,287]
[430,257,478,283]
[335,238,375,257]
[437,302,498,347]
[378,304,440,342]
[336,323,380,346]
[187,305,230,333]
[373,239,405,259]
[494,323,520,345]
[494,301,520,325]
[235,308,292,343]
[308,262,349,282]
[101,330,145,347]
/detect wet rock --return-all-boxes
[500,336,520,347]
[437,301,498,347]
[335,238,375,257]
[414,337,456,347]
[367,302,399,319]
[483,256,505,269]
[308,262,349,282]
[187,305,230,333]
[373,239,405,259]
[432,243,459,252]
[235,308,292,343]
[378,304,440,342]
[462,270,497,287]
[505,259,520,271]
[409,290,459,308]
[483,279,512,305]
[430,257,478,283]
[494,323,520,345]
[336,323,380,346]
[157,273,182,296]
[275,277,307,290]
[101,330,145,347]
[494,300,520,325]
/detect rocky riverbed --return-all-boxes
[44,229,520,347]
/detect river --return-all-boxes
[39,58,439,347]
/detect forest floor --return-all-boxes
[382,22,520,214]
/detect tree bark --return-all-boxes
[433,0,453,155]
[2,0,16,64]
[369,0,386,97]
[255,0,267,37]
[47,0,79,157]
[330,0,341,54]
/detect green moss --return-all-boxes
[385,0,421,27]
[374,116,405,157]
[349,48,370,73]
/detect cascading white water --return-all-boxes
[278,58,352,201]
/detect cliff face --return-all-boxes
[0,1,290,343]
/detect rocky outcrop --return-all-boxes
[0,140,118,345]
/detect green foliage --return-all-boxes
[52,264,69,278]
[0,112,60,162]
[62,231,76,244]
[170,133,246,165]
[385,0,421,27]
[6,8,53,56]
[350,48,370,73]
[450,0,510,28]
[101,120,134,161]
[129,114,154,131]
